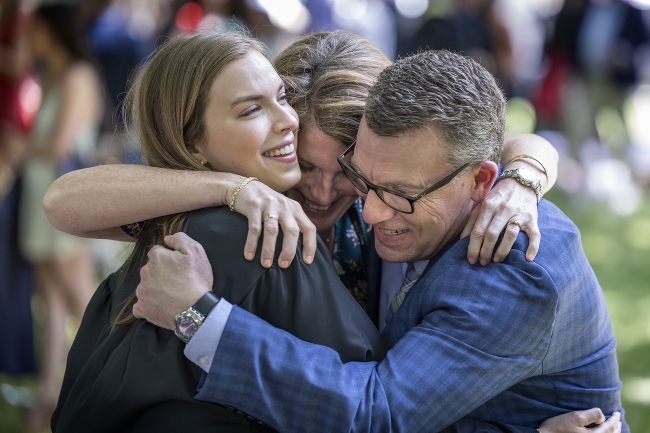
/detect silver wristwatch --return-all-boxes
[497,167,542,203]
[174,291,220,343]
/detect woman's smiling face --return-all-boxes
[286,127,359,235]
[193,50,301,192]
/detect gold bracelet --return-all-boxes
[229,177,257,212]
[506,154,549,183]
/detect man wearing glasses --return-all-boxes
[134,50,626,432]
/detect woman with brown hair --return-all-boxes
[52,29,385,433]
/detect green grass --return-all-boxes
[1,192,649,432]
[549,190,650,432]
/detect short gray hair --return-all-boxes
[364,50,506,166]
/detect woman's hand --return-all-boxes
[461,177,540,265]
[230,180,317,269]
[538,409,621,433]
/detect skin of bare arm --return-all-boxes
[461,133,559,265]
[43,166,317,267]
[44,166,241,240]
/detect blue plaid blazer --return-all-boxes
[195,200,627,433]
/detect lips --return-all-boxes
[263,143,295,157]
[303,196,331,211]
[297,190,338,213]
[378,228,408,235]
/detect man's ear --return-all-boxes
[470,161,498,202]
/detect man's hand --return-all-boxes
[538,409,622,433]
[132,232,214,330]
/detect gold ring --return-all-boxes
[263,214,278,223]
[507,218,522,229]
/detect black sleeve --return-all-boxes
[184,206,387,363]
[120,222,142,238]
[52,274,114,431]
[440,417,539,433]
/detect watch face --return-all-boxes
[176,315,198,341]
[516,167,536,181]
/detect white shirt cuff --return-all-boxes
[184,298,233,373]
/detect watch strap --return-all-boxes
[192,291,220,317]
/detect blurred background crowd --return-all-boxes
[1,0,649,432]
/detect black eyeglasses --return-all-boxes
[337,141,470,214]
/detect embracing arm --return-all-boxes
[44,166,239,240]
[43,165,316,265]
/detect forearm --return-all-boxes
[501,134,558,195]
[43,164,244,238]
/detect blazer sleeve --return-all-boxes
[183,206,386,363]
[192,243,559,433]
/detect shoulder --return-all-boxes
[184,206,324,302]
[435,200,584,289]
[184,206,260,282]
[409,241,558,357]
[419,234,560,331]
[430,237,559,306]
[184,206,249,245]
[62,62,102,96]
[529,200,594,284]
[65,62,100,83]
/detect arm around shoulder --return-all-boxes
[43,166,242,239]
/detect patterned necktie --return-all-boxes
[386,262,420,323]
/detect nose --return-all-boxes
[274,104,299,134]
[362,190,397,226]
[306,172,338,205]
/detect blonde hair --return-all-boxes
[274,30,391,146]
[113,31,267,327]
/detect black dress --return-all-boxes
[52,206,386,433]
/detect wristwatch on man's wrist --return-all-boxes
[174,291,220,343]
[496,167,542,203]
